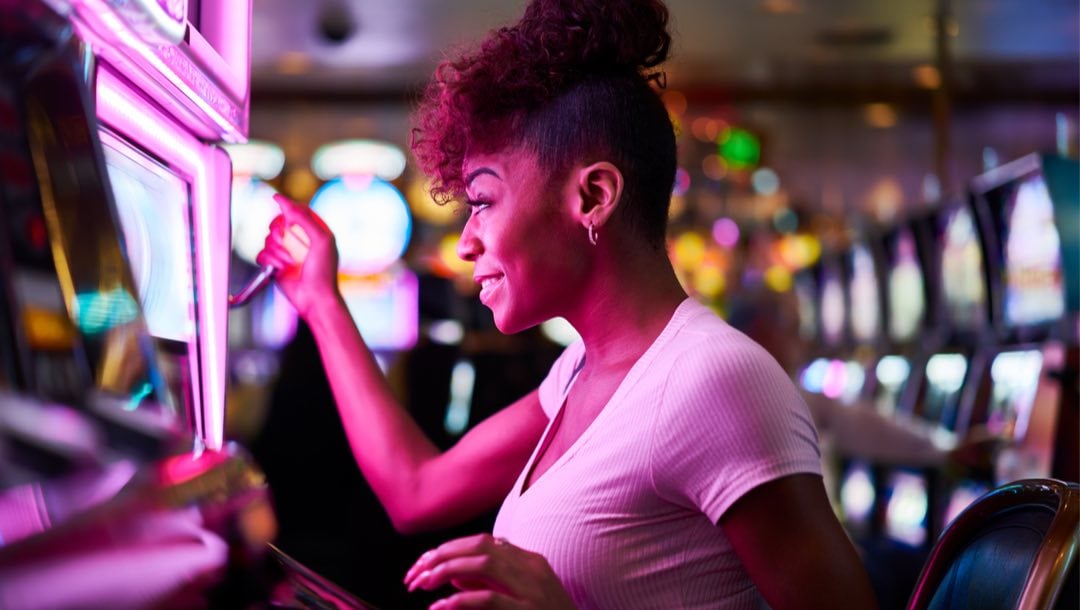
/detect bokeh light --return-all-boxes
[310,177,412,275]
[712,217,741,249]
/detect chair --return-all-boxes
[906,478,1079,610]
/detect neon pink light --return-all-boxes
[98,68,229,450]
[822,359,848,399]
[70,0,250,141]
[193,1,253,101]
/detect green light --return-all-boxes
[718,128,760,169]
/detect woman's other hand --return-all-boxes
[404,534,576,609]
[255,193,340,319]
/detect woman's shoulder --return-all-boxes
[665,300,774,366]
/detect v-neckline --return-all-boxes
[516,297,697,496]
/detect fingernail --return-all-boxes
[430,601,446,610]
[407,570,430,593]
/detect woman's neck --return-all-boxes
[566,245,687,372]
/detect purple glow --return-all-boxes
[98,68,230,450]
[672,167,691,197]
[339,266,419,352]
[712,218,740,248]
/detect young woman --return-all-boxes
[257,1,878,608]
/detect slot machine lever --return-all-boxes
[228,223,310,308]
[228,265,277,308]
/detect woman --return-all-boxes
[257,1,878,608]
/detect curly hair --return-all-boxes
[411,0,677,249]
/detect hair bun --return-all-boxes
[516,0,671,76]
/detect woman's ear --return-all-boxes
[575,161,624,230]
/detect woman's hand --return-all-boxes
[404,534,576,610]
[255,193,340,319]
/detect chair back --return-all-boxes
[906,478,1079,610]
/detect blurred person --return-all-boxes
[257,0,877,608]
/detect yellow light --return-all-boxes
[282,168,320,202]
[407,177,459,226]
[776,234,823,269]
[693,263,726,298]
[671,232,707,271]
[764,265,793,292]
[438,233,474,278]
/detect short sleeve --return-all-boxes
[649,336,821,524]
[537,340,586,419]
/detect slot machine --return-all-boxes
[0,1,375,606]
[831,220,939,543]
[965,153,1079,490]
[872,195,997,553]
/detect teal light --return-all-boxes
[74,288,140,334]
[126,382,154,410]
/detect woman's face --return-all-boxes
[457,147,587,334]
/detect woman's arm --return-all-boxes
[258,195,548,533]
[719,473,879,610]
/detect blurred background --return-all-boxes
[0,0,1076,608]
[212,2,1080,608]
[223,1,1079,608]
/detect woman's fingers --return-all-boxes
[408,555,513,593]
[255,238,293,272]
[429,589,522,610]
[273,193,331,238]
[406,534,502,586]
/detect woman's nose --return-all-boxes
[456,219,481,262]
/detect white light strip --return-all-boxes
[98,68,228,450]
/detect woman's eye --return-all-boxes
[465,198,491,214]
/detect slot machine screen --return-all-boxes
[885,227,927,344]
[938,205,989,332]
[873,354,912,417]
[101,132,196,344]
[997,174,1064,328]
[839,461,876,534]
[883,469,929,547]
[986,349,1044,441]
[793,271,818,342]
[922,352,967,432]
[819,259,846,347]
[847,242,881,344]
[100,131,195,419]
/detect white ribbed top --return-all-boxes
[493,298,821,609]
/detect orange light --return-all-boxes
[23,307,76,350]
[864,103,898,128]
[662,90,687,116]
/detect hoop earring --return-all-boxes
[588,223,599,246]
